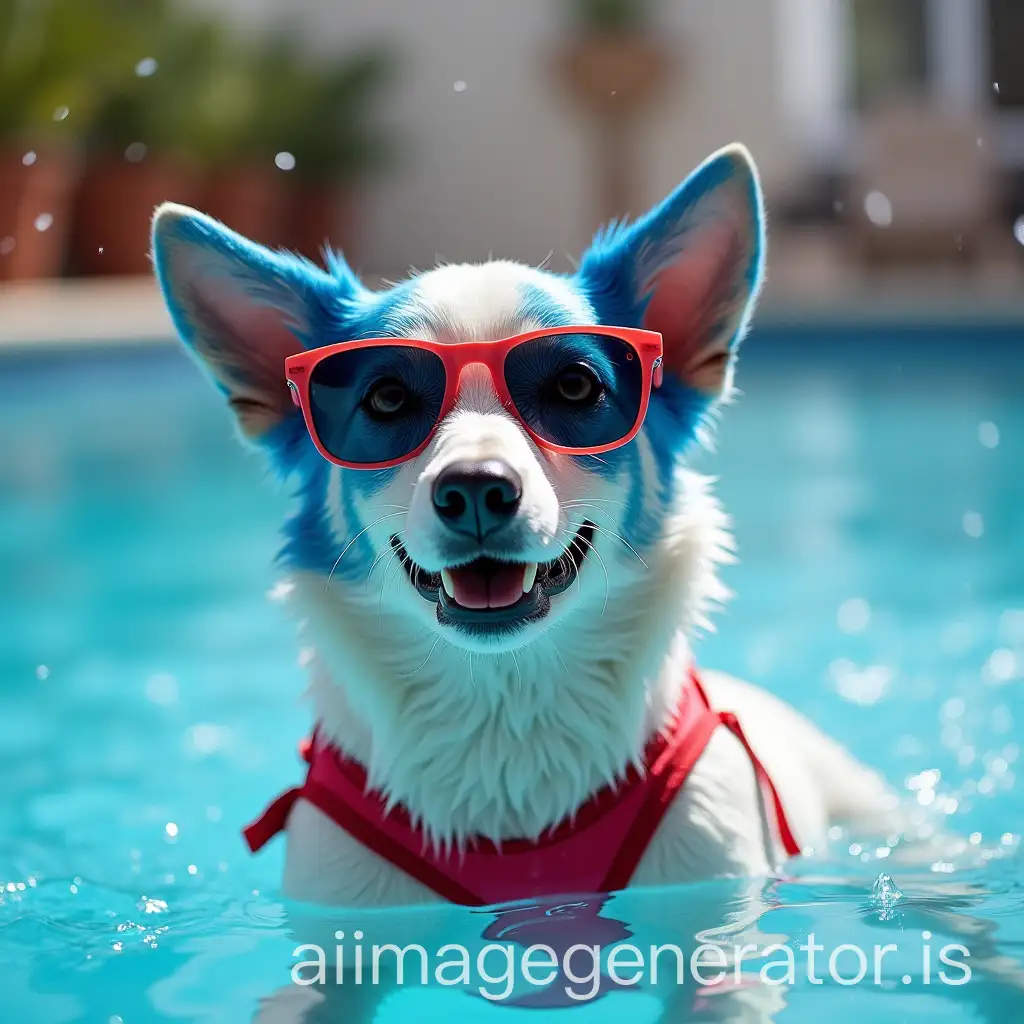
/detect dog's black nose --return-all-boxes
[432,459,523,538]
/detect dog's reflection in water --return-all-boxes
[252,884,788,1024]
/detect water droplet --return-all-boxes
[1013,216,1024,247]
[977,137,984,148]
[0,236,14,256]
[69,884,78,894]
[1001,832,1016,845]
[969,832,982,844]
[994,82,1001,95]
[985,648,1017,683]
[22,150,36,166]
[453,80,467,92]
[962,511,983,538]
[830,660,892,705]
[35,664,50,680]
[124,142,147,163]
[864,191,893,227]
[837,597,871,634]
[98,247,104,254]
[135,57,158,77]
[871,872,903,920]
[274,151,295,171]
[164,821,179,838]
[907,768,940,790]
[53,105,69,121]
[111,941,123,952]
[185,722,228,756]
[34,213,53,232]
[940,696,965,721]
[146,673,178,706]
[978,421,999,448]
[187,864,198,875]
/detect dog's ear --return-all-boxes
[576,144,764,399]
[152,203,362,441]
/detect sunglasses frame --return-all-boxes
[284,325,664,470]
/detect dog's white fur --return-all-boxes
[152,150,898,916]
[270,269,894,910]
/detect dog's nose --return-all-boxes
[432,459,523,538]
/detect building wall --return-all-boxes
[197,0,802,275]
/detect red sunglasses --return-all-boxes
[285,325,663,470]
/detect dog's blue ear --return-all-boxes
[152,203,363,440]
[576,144,764,399]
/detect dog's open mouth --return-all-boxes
[391,521,595,632]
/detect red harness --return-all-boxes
[243,670,800,905]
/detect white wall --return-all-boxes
[199,0,801,275]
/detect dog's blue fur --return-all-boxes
[152,146,763,584]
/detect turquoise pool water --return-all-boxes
[1,324,1023,1022]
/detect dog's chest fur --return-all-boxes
[275,474,830,907]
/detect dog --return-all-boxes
[151,144,898,917]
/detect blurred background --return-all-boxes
[2,5,1024,1022]
[3,0,1024,312]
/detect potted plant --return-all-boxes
[191,36,292,247]
[67,7,217,276]
[0,0,109,279]
[271,41,398,265]
[553,0,671,224]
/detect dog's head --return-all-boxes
[152,145,763,666]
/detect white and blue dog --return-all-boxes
[152,144,895,913]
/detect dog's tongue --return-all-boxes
[448,561,526,609]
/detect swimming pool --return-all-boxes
[1,322,1022,1022]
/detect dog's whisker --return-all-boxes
[585,522,648,569]
[561,501,624,527]
[377,549,406,627]
[364,540,400,592]
[564,527,610,617]
[510,650,523,693]
[398,635,445,678]
[580,535,611,617]
[325,511,408,595]
[564,497,629,510]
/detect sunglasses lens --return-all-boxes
[308,345,446,465]
[504,333,645,450]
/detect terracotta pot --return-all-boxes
[285,182,357,267]
[69,155,200,277]
[0,147,78,281]
[552,33,672,225]
[554,33,671,117]
[200,163,289,249]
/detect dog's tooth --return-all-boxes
[441,568,455,598]
[522,562,538,593]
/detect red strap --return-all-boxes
[243,787,302,853]
[242,668,801,884]
[600,689,720,891]
[301,780,486,905]
[690,671,801,857]
[718,711,802,857]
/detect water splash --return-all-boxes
[871,872,903,921]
